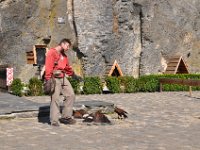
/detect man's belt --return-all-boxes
[53,70,64,78]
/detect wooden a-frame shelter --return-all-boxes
[164,55,189,74]
[105,60,123,77]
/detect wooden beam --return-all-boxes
[159,78,200,97]
[33,46,37,64]
[189,86,192,97]
[159,78,200,86]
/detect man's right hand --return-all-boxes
[72,74,83,82]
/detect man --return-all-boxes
[45,38,79,126]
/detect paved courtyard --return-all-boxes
[0,92,200,150]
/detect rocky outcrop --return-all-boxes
[134,0,200,75]
[0,0,77,81]
[1,0,200,82]
[74,0,142,77]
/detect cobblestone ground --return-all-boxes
[1,92,200,150]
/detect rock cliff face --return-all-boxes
[74,0,141,77]
[134,0,200,74]
[0,0,77,81]
[1,0,200,81]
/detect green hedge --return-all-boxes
[28,77,43,96]
[137,75,160,92]
[105,74,200,93]
[160,74,200,91]
[12,74,200,96]
[82,77,102,94]
[105,76,120,93]
[138,74,200,92]
[119,76,139,93]
[10,78,24,97]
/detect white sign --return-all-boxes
[6,68,13,86]
[57,17,65,24]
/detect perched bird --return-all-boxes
[73,109,87,119]
[83,110,111,124]
[114,106,128,119]
[82,115,94,123]
[93,110,111,124]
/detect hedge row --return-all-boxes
[10,74,200,96]
[10,77,43,96]
[70,74,200,94]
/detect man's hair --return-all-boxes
[59,38,71,46]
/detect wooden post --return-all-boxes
[160,83,163,92]
[189,86,192,97]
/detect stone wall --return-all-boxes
[134,0,200,75]
[0,0,77,81]
[1,0,200,82]
[74,0,142,77]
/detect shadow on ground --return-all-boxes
[37,106,50,124]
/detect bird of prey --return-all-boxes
[114,106,128,119]
[73,109,88,119]
[93,110,111,124]
[83,110,111,124]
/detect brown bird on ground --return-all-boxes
[82,114,94,123]
[73,109,87,119]
[93,110,111,124]
[114,106,128,119]
[83,110,111,124]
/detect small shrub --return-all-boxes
[119,76,138,93]
[105,76,120,93]
[10,78,23,97]
[137,75,160,92]
[21,83,30,96]
[28,77,43,96]
[83,77,102,94]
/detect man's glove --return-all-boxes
[72,74,83,82]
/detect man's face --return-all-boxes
[61,42,70,51]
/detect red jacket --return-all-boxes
[45,48,74,80]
